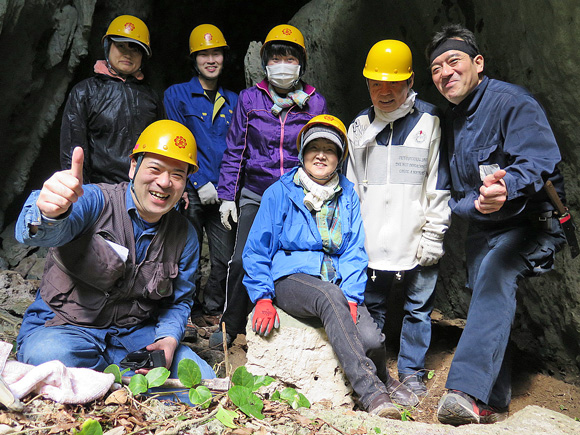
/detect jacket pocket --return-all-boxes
[51,232,127,293]
[477,142,501,164]
[40,262,109,325]
[140,261,179,300]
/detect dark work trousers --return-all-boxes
[274,273,389,410]
[184,188,236,316]
[445,220,564,408]
[220,201,260,337]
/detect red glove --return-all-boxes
[348,301,358,324]
[251,299,280,336]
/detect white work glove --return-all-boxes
[219,200,238,230]
[416,232,445,267]
[197,182,219,205]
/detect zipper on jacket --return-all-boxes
[120,82,134,144]
[386,122,394,184]
[279,107,294,176]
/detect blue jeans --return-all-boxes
[185,188,236,316]
[17,322,215,380]
[274,273,389,409]
[446,221,564,408]
[364,266,438,376]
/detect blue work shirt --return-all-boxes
[164,77,238,190]
[15,184,199,349]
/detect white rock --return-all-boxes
[245,309,354,407]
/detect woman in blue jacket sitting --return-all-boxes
[241,115,415,418]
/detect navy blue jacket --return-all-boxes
[444,76,565,222]
[164,77,238,190]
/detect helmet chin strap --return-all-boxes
[130,154,185,218]
[130,154,146,211]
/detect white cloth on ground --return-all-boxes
[0,341,114,404]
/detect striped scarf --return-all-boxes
[294,171,343,282]
[269,83,310,116]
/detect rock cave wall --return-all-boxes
[0,0,579,381]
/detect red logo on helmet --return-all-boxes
[125,22,135,32]
[324,115,335,121]
[204,33,213,42]
[282,28,292,36]
[174,136,187,149]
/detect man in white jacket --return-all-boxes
[346,40,451,397]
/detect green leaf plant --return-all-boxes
[103,361,311,428]
[72,419,103,435]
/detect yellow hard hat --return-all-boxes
[297,114,349,163]
[260,24,306,57]
[103,15,152,58]
[363,40,413,81]
[189,24,228,54]
[131,120,199,173]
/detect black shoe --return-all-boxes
[399,373,428,397]
[209,330,233,348]
[182,325,198,343]
[385,374,419,407]
[367,394,401,420]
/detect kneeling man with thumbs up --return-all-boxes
[14,120,215,380]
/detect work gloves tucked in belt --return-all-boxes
[251,299,280,336]
[197,182,219,205]
[416,232,445,267]
[219,200,238,230]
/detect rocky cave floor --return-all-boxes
[0,312,578,434]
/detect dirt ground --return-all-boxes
[195,310,580,425]
[404,313,580,423]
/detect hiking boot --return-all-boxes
[437,390,509,425]
[182,325,198,343]
[399,373,428,397]
[202,314,221,326]
[367,394,401,420]
[385,374,419,407]
[209,330,234,348]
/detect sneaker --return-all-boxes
[367,394,401,420]
[479,402,509,424]
[437,390,509,425]
[385,374,419,407]
[399,373,428,397]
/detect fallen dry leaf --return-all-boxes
[292,413,313,426]
[103,426,126,435]
[49,422,77,434]
[106,389,129,405]
[0,415,13,426]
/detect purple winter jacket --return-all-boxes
[217,79,327,201]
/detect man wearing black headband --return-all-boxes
[426,24,566,425]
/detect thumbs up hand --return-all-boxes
[36,147,85,219]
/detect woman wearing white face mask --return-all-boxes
[210,25,327,347]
